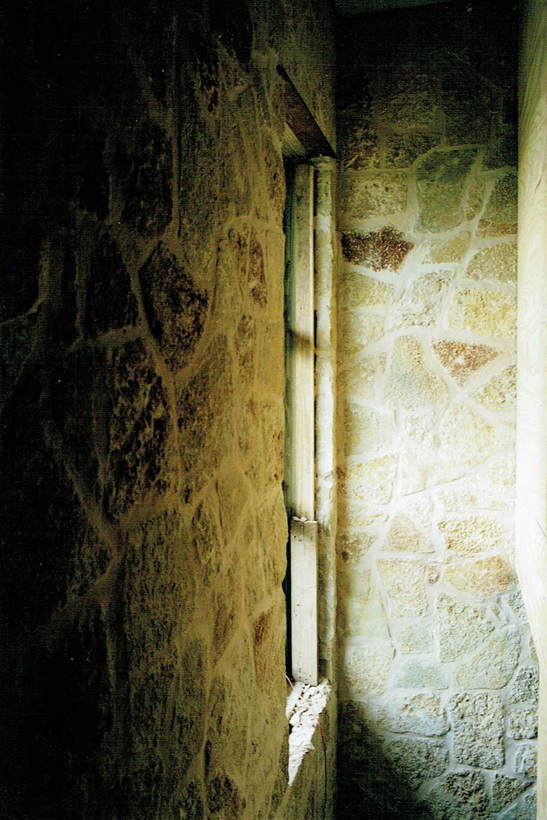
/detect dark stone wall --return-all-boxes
[0,1,335,818]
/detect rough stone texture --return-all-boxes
[342,643,394,696]
[427,771,489,820]
[432,340,499,385]
[454,628,520,689]
[0,1,338,819]
[500,792,537,820]
[377,558,427,617]
[436,593,494,662]
[341,227,413,271]
[515,745,537,778]
[384,738,449,789]
[449,692,504,768]
[507,709,539,740]
[492,775,532,812]
[377,694,449,737]
[337,7,526,815]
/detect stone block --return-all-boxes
[342,643,394,696]
[339,310,384,357]
[416,148,477,232]
[384,336,447,410]
[384,738,448,790]
[454,627,520,689]
[423,232,471,264]
[339,120,380,170]
[465,242,517,283]
[343,171,407,219]
[343,454,398,505]
[515,744,537,778]
[397,623,433,655]
[436,593,494,662]
[385,133,442,168]
[341,227,413,271]
[466,178,487,220]
[122,119,173,237]
[338,530,376,564]
[342,271,395,310]
[436,455,515,511]
[500,792,537,820]
[384,513,433,554]
[511,667,539,705]
[431,340,499,385]
[437,515,505,555]
[478,173,518,237]
[377,694,449,736]
[394,271,453,329]
[492,775,532,812]
[394,659,448,689]
[377,558,427,617]
[340,355,386,403]
[427,771,488,820]
[471,365,516,413]
[139,243,207,371]
[449,692,504,768]
[437,402,495,472]
[86,234,138,337]
[507,709,538,740]
[338,566,390,639]
[449,288,517,338]
[443,556,515,601]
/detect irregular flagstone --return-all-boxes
[377,693,449,736]
[471,365,516,412]
[465,242,517,284]
[478,173,518,236]
[377,557,428,616]
[339,310,385,357]
[515,745,537,778]
[500,793,537,820]
[427,771,489,820]
[394,271,453,329]
[343,271,395,310]
[342,643,395,696]
[508,709,539,740]
[343,171,408,219]
[431,339,499,385]
[385,335,447,410]
[341,227,413,271]
[492,775,533,812]
[384,513,433,553]
[510,667,539,705]
[449,288,517,338]
[443,556,515,601]
[385,133,442,168]
[338,566,390,639]
[437,515,505,555]
[394,659,448,689]
[423,232,471,264]
[397,623,434,654]
[454,627,520,689]
[343,454,398,505]
[449,692,504,768]
[384,737,449,789]
[343,401,395,454]
[438,402,495,471]
[416,148,478,232]
[436,593,494,662]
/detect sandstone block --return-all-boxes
[449,288,516,338]
[338,530,376,563]
[86,234,138,337]
[492,775,532,812]
[338,566,390,639]
[465,242,517,284]
[508,709,538,740]
[397,623,434,654]
[436,455,515,511]
[340,355,386,403]
[385,737,448,789]
[385,336,447,410]
[515,744,537,778]
[438,402,495,472]
[431,340,499,385]
[438,515,504,555]
[385,133,442,168]
[339,310,385,357]
[454,627,520,689]
[394,659,448,689]
[395,271,452,329]
[500,793,537,820]
[471,365,516,413]
[344,455,398,505]
[377,557,427,616]
[343,271,395,310]
[443,556,515,601]
[436,593,494,662]
[377,693,449,736]
[449,692,504,768]
[478,173,518,237]
[511,667,539,705]
[384,513,433,554]
[341,227,413,271]
[416,148,477,232]
[424,232,471,264]
[427,771,488,820]
[343,171,407,219]
[342,643,394,696]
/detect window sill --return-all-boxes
[286,678,331,784]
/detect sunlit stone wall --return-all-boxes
[336,3,537,817]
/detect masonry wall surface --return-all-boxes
[0,2,336,818]
[335,3,537,818]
